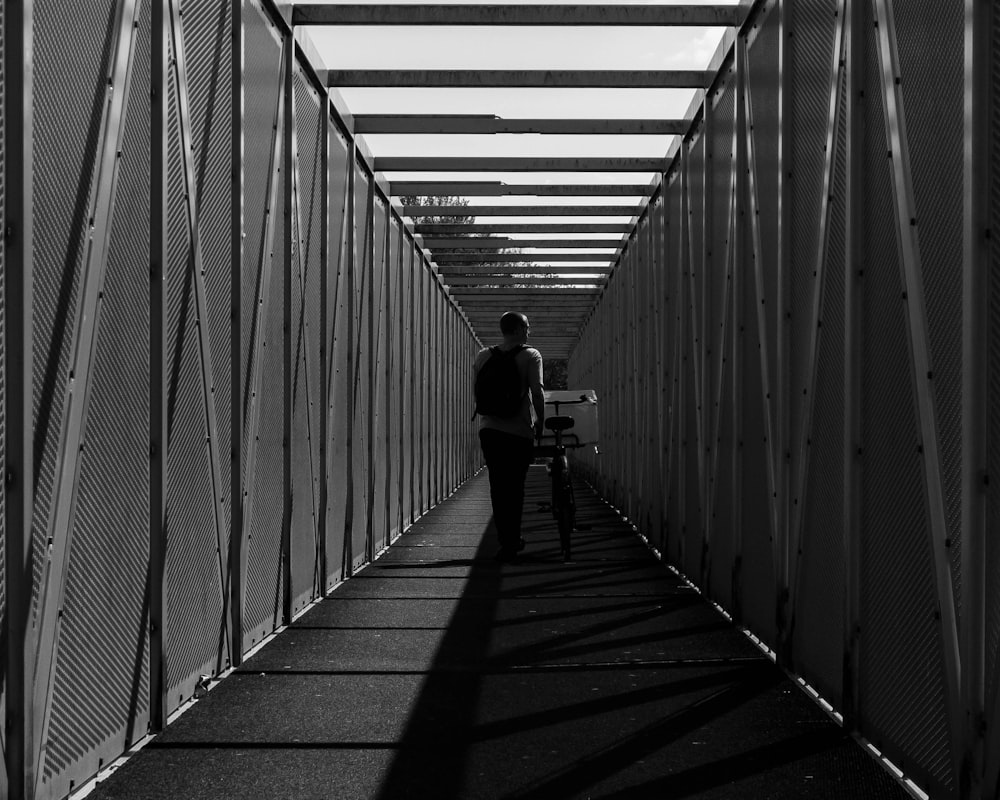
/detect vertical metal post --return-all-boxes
[149,0,169,728]
[406,238,415,522]
[775,0,793,664]
[963,1,991,795]
[700,98,713,591]
[414,252,423,515]
[364,183,376,563]
[384,214,395,540]
[342,142,356,577]
[677,149,690,570]
[281,32,293,623]
[433,284,442,503]
[4,2,34,797]
[842,0,865,732]
[229,0,246,665]
[732,35,748,622]
[317,88,329,592]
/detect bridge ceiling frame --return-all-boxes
[289,1,748,360]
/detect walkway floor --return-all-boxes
[87,467,910,800]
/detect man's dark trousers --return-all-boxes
[479,429,534,551]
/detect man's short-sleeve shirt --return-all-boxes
[474,345,543,439]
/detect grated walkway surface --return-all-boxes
[87,468,911,799]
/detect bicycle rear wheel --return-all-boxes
[554,477,575,560]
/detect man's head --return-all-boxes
[500,311,530,342]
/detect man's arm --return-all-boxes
[528,350,545,438]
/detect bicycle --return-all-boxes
[535,395,591,561]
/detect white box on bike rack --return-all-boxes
[539,389,599,448]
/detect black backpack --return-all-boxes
[474,345,525,418]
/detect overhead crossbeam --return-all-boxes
[404,205,641,217]
[446,276,607,286]
[450,286,601,295]
[377,156,665,172]
[433,253,615,263]
[439,267,614,275]
[356,116,689,135]
[292,5,746,27]
[330,69,710,88]
[393,181,653,196]
[416,223,632,234]
[418,237,624,249]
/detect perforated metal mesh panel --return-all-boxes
[351,165,371,568]
[290,65,323,615]
[746,7,780,390]
[399,236,414,529]
[27,1,152,794]
[185,0,233,536]
[858,21,953,793]
[241,0,281,398]
[44,9,152,791]
[986,0,1000,755]
[370,198,389,555]
[30,0,112,606]
[739,201,776,644]
[707,79,737,609]
[164,3,227,707]
[895,0,964,616]
[244,114,286,650]
[0,0,6,722]
[788,0,837,498]
[386,217,402,540]
[325,128,350,587]
[793,68,848,705]
[665,184,685,568]
[241,1,284,649]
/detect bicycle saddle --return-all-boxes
[545,415,576,432]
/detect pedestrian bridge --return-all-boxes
[1,2,997,799]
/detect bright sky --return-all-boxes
[293,1,741,259]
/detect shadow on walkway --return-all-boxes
[86,468,910,800]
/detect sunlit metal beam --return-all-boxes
[393,181,653,196]
[416,222,632,234]
[405,205,641,217]
[418,237,624,248]
[331,69,710,88]
[433,253,614,263]
[356,116,689,135]
[378,156,665,172]
[293,4,746,26]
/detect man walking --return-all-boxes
[473,311,545,562]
